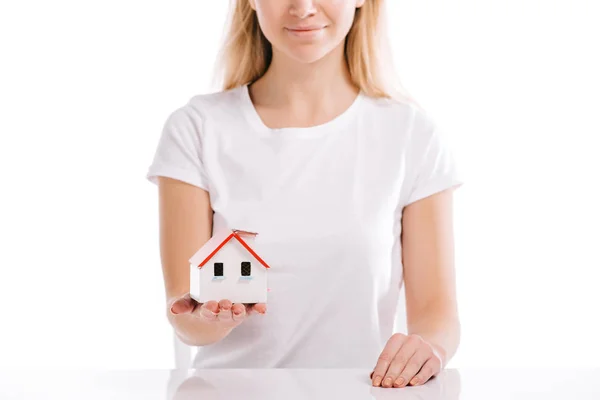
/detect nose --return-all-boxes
[289,0,317,19]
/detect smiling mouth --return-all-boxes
[286,26,326,32]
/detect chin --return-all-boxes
[284,47,333,65]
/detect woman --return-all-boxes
[147,0,463,389]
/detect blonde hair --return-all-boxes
[214,0,414,104]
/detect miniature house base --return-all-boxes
[189,229,269,304]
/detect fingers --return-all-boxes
[408,357,440,387]
[217,299,234,322]
[391,346,429,388]
[251,303,267,315]
[171,297,264,324]
[371,333,443,388]
[202,300,219,314]
[242,303,267,316]
[382,335,420,388]
[169,294,197,315]
[192,301,219,322]
[371,333,405,387]
[231,302,266,320]
[232,303,247,321]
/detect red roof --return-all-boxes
[189,229,270,269]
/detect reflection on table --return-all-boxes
[169,368,461,400]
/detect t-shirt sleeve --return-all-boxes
[145,104,210,191]
[404,108,463,206]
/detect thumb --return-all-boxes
[170,294,197,315]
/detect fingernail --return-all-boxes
[170,306,178,315]
[393,377,405,387]
[383,377,392,387]
[410,377,419,385]
[203,311,217,320]
[373,375,382,386]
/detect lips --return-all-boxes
[286,26,326,32]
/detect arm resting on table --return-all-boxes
[402,188,461,367]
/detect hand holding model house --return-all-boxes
[169,228,269,326]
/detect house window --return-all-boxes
[214,262,223,276]
[241,261,251,276]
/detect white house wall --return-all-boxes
[196,239,267,303]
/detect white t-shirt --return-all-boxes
[146,84,463,368]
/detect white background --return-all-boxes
[1,0,599,370]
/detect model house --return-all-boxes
[189,228,270,304]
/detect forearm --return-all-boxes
[407,305,461,368]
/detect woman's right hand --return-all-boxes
[169,293,266,328]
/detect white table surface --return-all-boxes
[1,368,599,399]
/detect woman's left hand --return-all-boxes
[370,333,443,388]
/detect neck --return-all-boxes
[250,41,358,108]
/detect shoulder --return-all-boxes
[360,94,437,140]
[164,86,246,126]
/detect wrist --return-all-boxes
[428,340,448,368]
[170,312,234,346]
[410,331,449,368]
